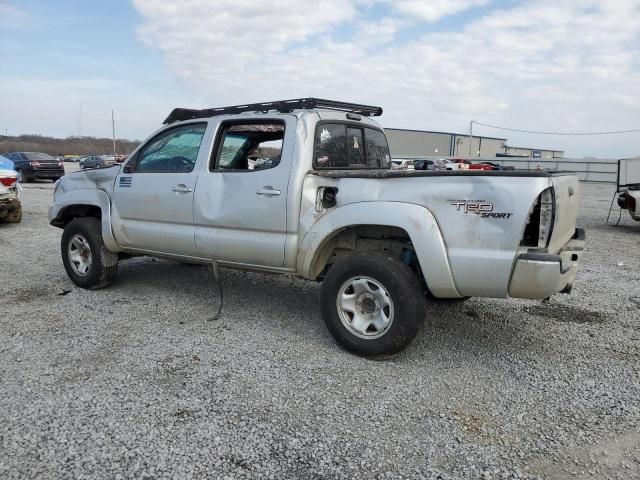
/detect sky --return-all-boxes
[1,0,639,158]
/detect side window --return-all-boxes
[315,124,348,168]
[212,122,284,171]
[364,128,391,168]
[314,123,391,169]
[135,123,206,173]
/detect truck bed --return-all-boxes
[310,169,576,179]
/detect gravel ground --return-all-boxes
[1,176,639,480]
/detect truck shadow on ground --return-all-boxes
[112,258,564,360]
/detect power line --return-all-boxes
[473,121,640,136]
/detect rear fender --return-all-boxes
[298,201,461,298]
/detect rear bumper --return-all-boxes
[508,228,585,299]
[0,197,21,218]
[33,168,64,179]
[20,166,64,179]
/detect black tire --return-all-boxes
[61,217,118,289]
[321,253,425,356]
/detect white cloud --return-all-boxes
[132,0,640,157]
[0,1,27,23]
[391,0,490,21]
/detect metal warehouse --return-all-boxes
[385,128,563,159]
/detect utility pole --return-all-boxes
[112,110,117,160]
[468,120,474,159]
[79,101,83,137]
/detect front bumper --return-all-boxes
[508,228,585,299]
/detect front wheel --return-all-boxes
[321,253,425,356]
[61,217,118,289]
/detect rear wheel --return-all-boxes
[61,217,118,289]
[321,253,424,356]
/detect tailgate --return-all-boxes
[548,174,580,253]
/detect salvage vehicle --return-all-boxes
[0,155,22,223]
[8,152,65,183]
[613,158,640,223]
[618,190,640,221]
[49,98,585,356]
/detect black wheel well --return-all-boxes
[310,225,422,280]
[52,204,102,228]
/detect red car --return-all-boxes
[468,162,496,170]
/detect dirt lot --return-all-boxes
[1,176,639,479]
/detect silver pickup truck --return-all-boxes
[49,98,585,356]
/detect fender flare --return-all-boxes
[298,201,461,298]
[49,189,122,252]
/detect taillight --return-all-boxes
[538,187,554,247]
[0,176,17,187]
[521,187,555,248]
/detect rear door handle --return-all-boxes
[256,186,281,196]
[172,184,193,193]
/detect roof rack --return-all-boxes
[163,98,383,124]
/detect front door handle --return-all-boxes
[256,186,281,196]
[172,184,193,193]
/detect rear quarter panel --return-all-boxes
[300,173,554,297]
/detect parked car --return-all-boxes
[0,154,22,223]
[391,159,415,170]
[79,155,115,169]
[64,156,81,162]
[115,154,128,163]
[469,162,496,171]
[617,191,640,221]
[8,152,65,183]
[447,158,472,170]
[615,158,640,222]
[413,159,433,170]
[49,98,584,356]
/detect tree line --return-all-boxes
[0,134,140,157]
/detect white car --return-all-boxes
[0,155,22,223]
[391,159,415,170]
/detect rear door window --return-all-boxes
[314,123,390,169]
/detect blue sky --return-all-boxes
[1,0,639,157]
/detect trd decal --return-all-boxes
[449,200,513,219]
